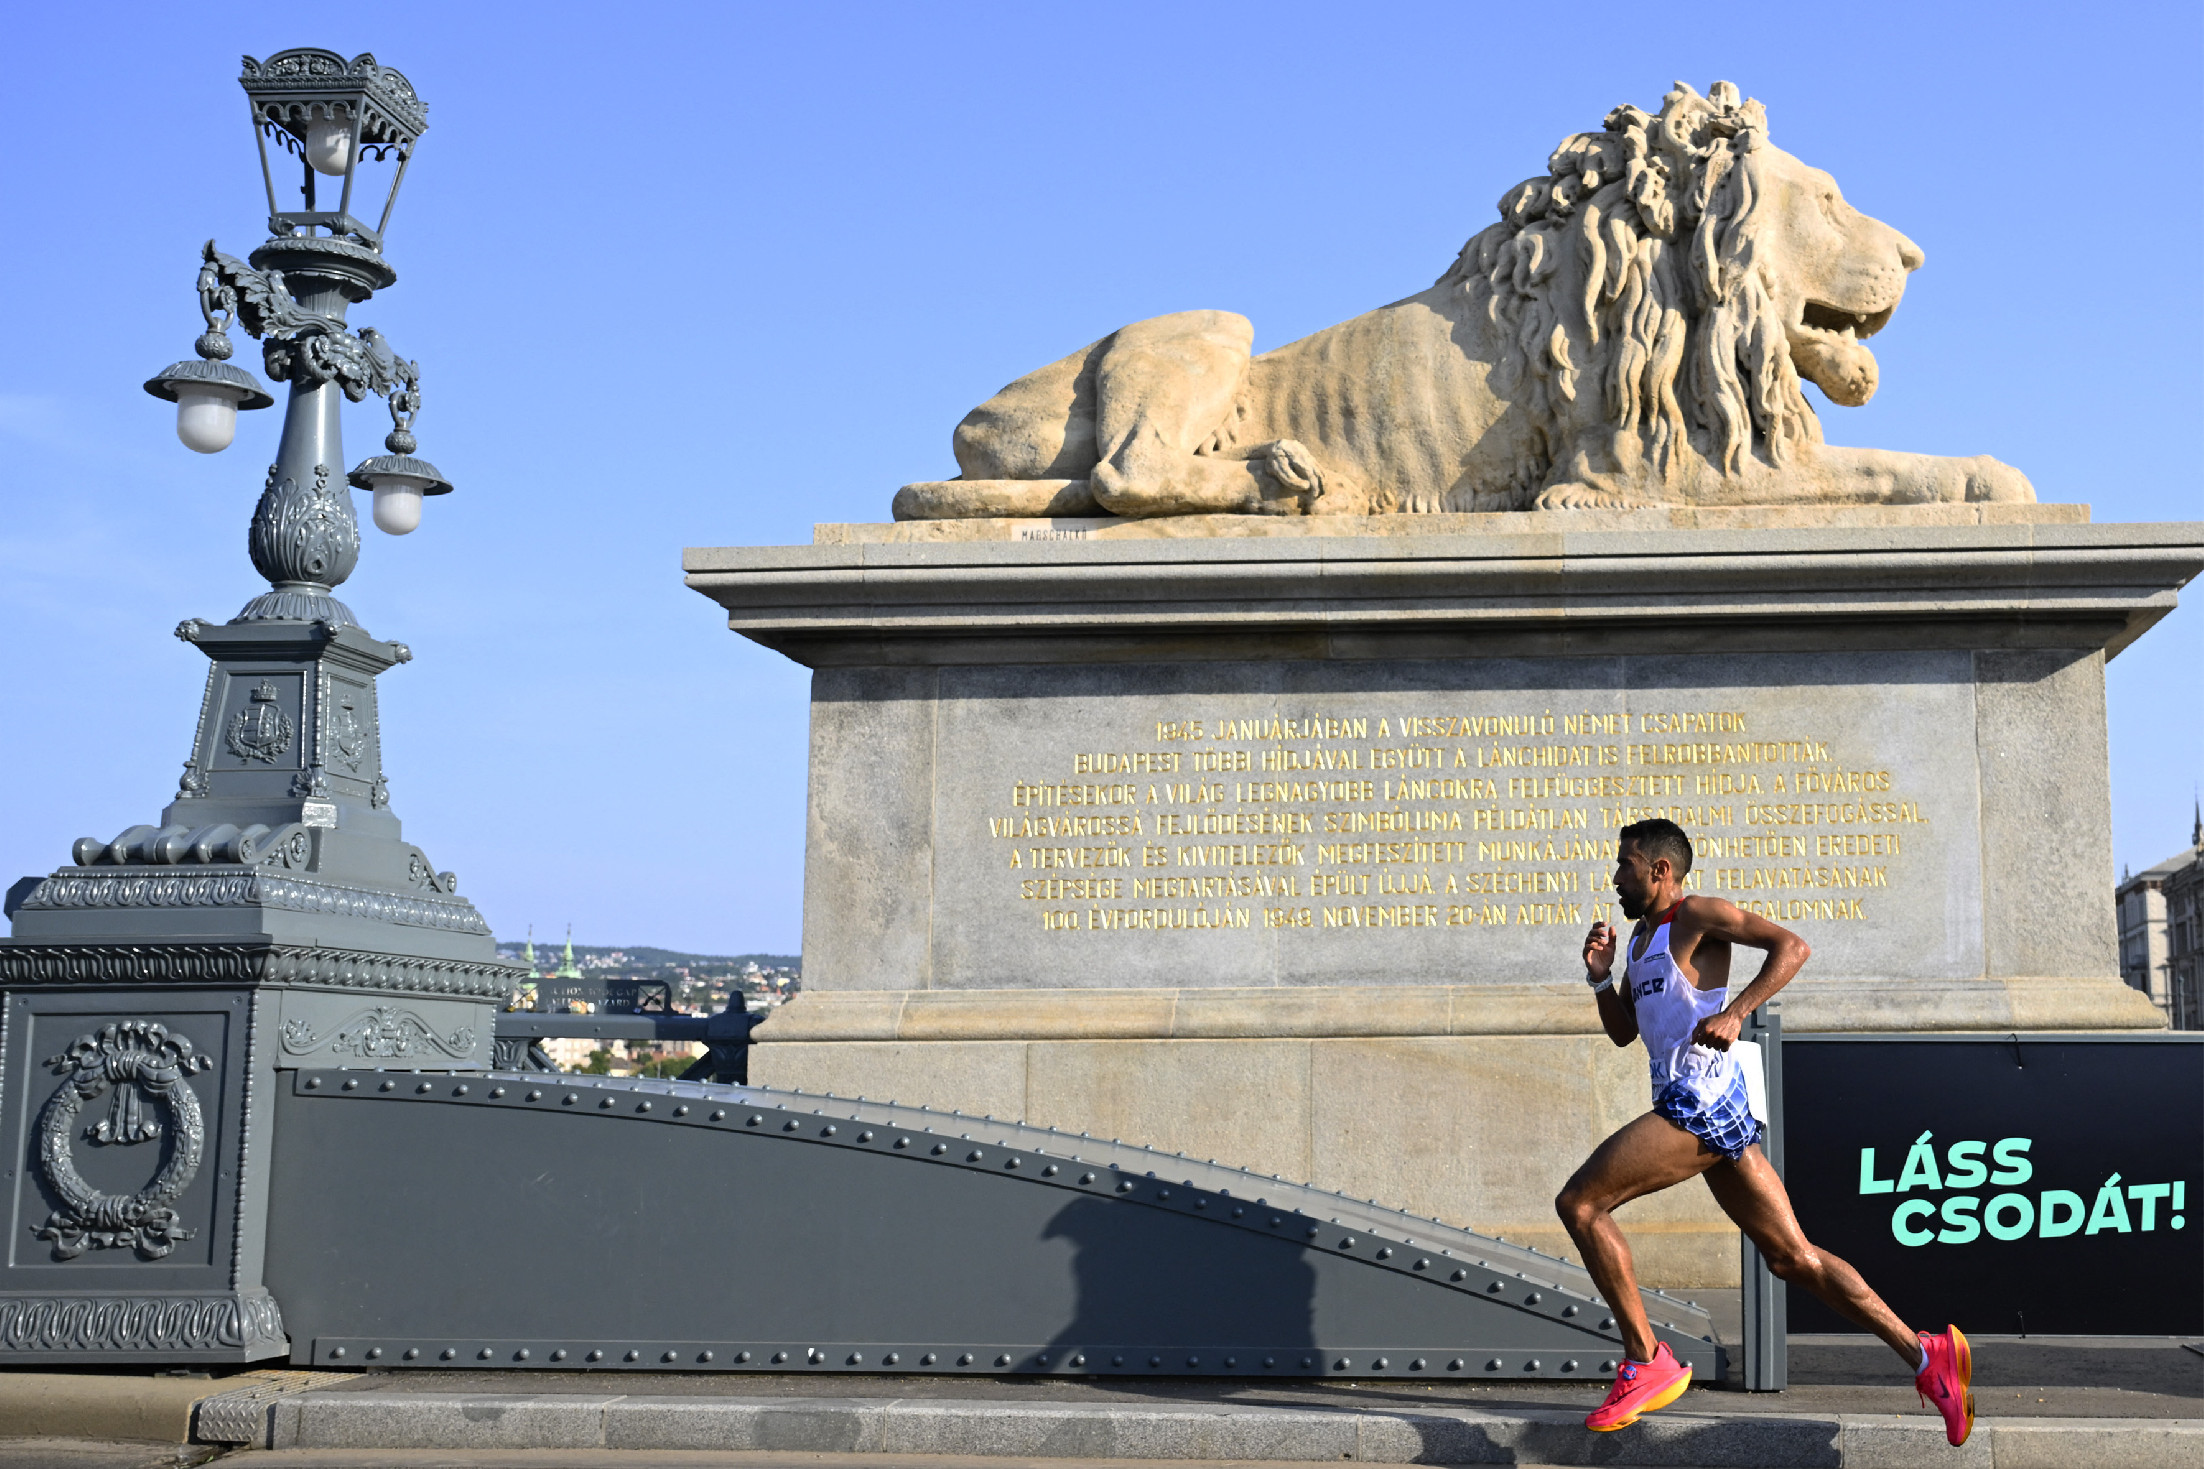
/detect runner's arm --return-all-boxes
[1679,897,1810,1049]
[1582,920,1637,1047]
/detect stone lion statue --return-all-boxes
[895,81,2031,520]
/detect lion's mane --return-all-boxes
[1432,80,1819,510]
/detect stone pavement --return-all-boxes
[1,1337,2195,1467]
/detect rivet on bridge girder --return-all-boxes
[403,1349,418,1360]
[418,1083,434,1094]
[883,1353,899,1365]
[1372,1357,1388,1370]
[1410,1358,1425,1371]
[454,1084,470,1096]
[821,1124,835,1136]
[958,1354,974,1366]
[380,1081,396,1092]
[305,1077,321,1090]
[673,1105,688,1117]
[342,1079,359,1091]
[551,1350,567,1361]
[710,1110,724,1121]
[563,1094,578,1106]
[625,1351,640,1362]
[1071,1354,1086,1367]
[588,1351,603,1362]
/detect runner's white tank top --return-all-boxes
[1626,903,1738,1103]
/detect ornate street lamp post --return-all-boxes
[0,51,517,1366]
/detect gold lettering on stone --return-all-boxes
[996,706,1929,933]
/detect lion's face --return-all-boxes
[1754,143,1924,408]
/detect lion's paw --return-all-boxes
[1963,456,2036,504]
[1533,481,1658,511]
[1258,439,1371,515]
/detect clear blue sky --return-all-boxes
[2,2,2198,954]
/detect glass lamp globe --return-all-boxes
[304,115,354,177]
[145,358,272,453]
[371,480,425,534]
[175,387,246,453]
[348,449,453,536]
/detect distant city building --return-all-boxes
[2118,808,2203,1029]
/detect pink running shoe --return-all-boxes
[1914,1325,1974,1446]
[1585,1341,1692,1431]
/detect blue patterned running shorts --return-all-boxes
[1653,1069,1764,1161]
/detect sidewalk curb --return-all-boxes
[266,1390,2204,1466]
[0,1372,224,1443]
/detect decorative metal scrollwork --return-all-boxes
[248,463,360,592]
[32,1022,213,1261]
[279,1004,475,1060]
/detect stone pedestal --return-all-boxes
[686,504,2204,1286]
[0,615,518,1360]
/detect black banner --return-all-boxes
[1782,1036,2202,1336]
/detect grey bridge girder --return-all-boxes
[264,1072,1720,1380]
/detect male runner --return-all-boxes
[1556,817,1973,1444]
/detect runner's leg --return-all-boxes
[1703,1145,1921,1368]
[1555,1113,1721,1363]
